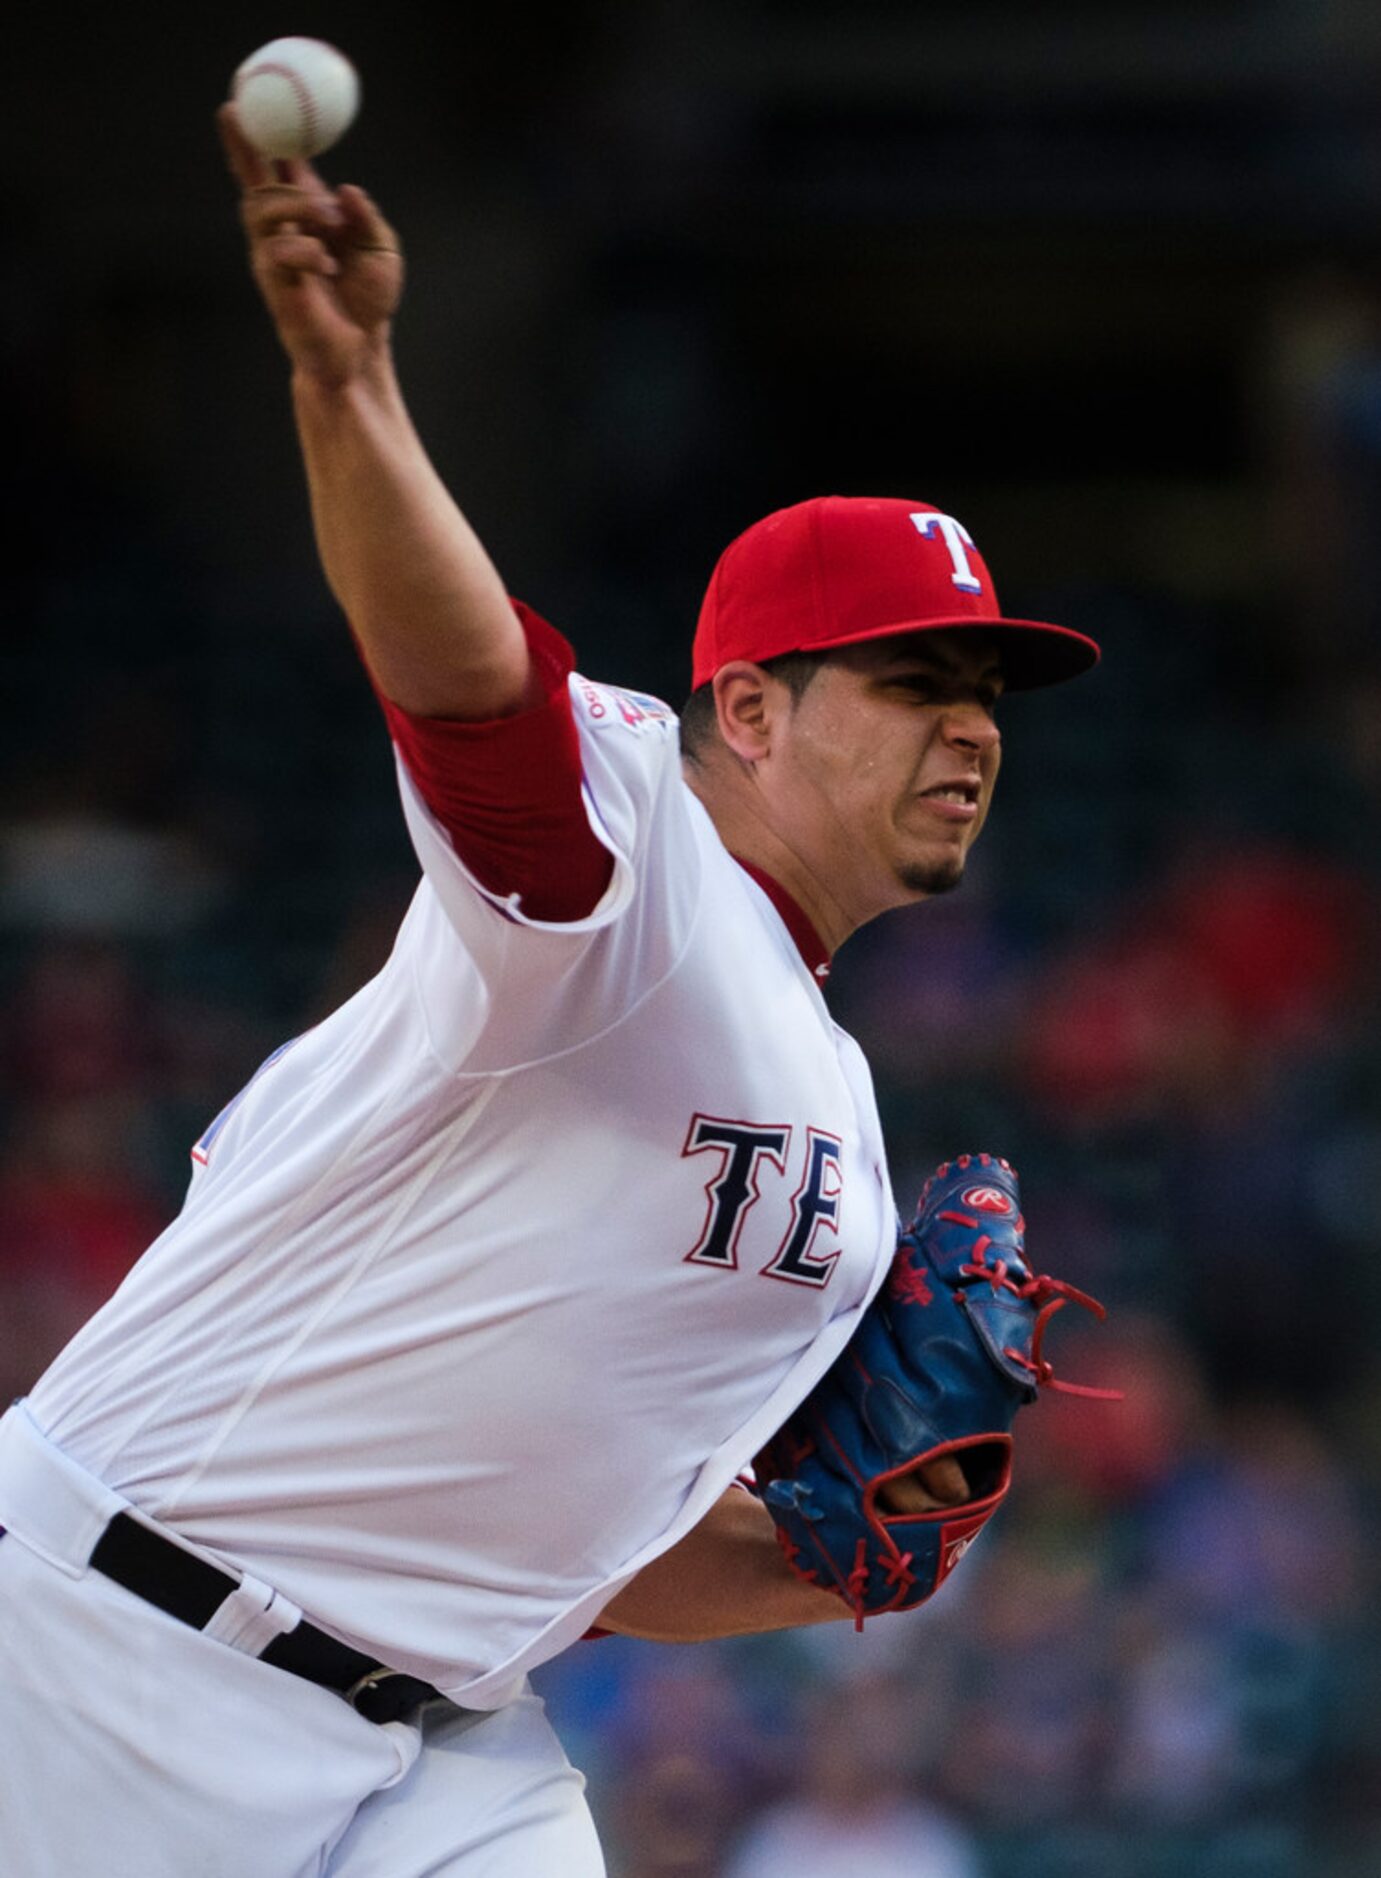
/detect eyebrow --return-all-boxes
[880,645,1004,686]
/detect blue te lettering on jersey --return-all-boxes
[682,1114,791,1269]
[761,1129,844,1287]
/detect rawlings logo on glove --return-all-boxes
[753,1153,1117,1628]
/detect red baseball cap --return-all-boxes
[691,495,1100,691]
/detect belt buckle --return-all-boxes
[345,1666,435,1725]
[345,1666,404,1715]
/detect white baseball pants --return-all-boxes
[0,1424,604,1877]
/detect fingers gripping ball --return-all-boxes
[233,38,360,160]
[753,1154,1117,1627]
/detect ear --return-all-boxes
[712,661,780,764]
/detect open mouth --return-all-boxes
[918,780,981,820]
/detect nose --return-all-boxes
[941,701,1001,754]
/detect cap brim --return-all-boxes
[810,616,1100,691]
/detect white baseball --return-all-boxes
[232,38,360,160]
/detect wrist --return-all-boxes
[290,335,397,412]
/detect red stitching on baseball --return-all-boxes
[235,60,318,153]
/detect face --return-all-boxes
[763,630,1004,912]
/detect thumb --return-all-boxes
[337,184,403,257]
[878,1454,970,1515]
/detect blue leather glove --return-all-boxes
[753,1154,1114,1627]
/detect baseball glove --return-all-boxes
[753,1153,1114,1627]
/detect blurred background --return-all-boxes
[4,3,1381,1873]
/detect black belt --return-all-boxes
[88,1512,447,1726]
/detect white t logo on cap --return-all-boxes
[910,512,983,595]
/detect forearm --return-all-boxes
[220,107,531,721]
[596,1488,850,1643]
[292,354,534,719]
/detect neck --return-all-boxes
[685,760,877,955]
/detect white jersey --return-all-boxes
[28,672,898,1707]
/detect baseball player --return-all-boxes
[0,109,1100,1877]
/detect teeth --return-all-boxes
[931,789,970,804]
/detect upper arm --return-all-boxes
[389,656,696,1068]
[379,604,614,923]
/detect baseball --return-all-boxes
[232,38,360,160]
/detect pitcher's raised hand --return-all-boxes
[218,102,403,388]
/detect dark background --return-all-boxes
[4,6,1381,1874]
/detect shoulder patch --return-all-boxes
[572,677,676,735]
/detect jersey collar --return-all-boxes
[733,858,832,982]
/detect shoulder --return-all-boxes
[566,673,687,845]
[569,675,679,741]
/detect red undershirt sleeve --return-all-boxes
[374,601,615,923]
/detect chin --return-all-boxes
[898,855,966,897]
